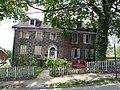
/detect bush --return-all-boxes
[34,67,43,76]
[45,57,69,67]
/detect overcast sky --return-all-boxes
[0,7,44,51]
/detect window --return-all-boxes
[20,45,27,54]
[34,46,42,55]
[35,32,43,40]
[85,49,94,59]
[71,48,80,59]
[29,19,36,26]
[50,32,57,40]
[83,34,91,44]
[20,31,29,38]
[71,33,78,44]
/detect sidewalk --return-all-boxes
[0,69,53,89]
[0,70,119,90]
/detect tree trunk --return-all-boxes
[95,15,110,60]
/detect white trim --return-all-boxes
[83,34,91,44]
[50,32,57,40]
[19,31,29,39]
[48,45,57,59]
[35,31,43,40]
[29,19,36,26]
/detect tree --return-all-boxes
[106,43,113,57]
[1,0,120,60]
[35,0,120,60]
[0,0,28,21]
[117,45,120,57]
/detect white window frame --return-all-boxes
[29,19,36,26]
[20,31,29,39]
[48,45,57,59]
[83,34,91,44]
[50,32,57,41]
[35,31,43,40]
[20,45,27,54]
[34,46,42,55]
[71,48,80,59]
[71,33,78,44]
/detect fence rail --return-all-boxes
[0,66,35,79]
[49,60,120,77]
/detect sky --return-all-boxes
[0,7,44,51]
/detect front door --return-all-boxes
[48,45,57,59]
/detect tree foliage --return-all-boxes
[117,45,120,57]
[0,0,28,21]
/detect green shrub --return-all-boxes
[34,67,43,76]
[45,57,69,67]
[30,58,38,66]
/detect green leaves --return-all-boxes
[45,57,69,67]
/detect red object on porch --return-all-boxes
[72,60,87,69]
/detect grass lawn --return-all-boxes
[47,77,120,87]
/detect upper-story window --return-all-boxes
[20,31,29,39]
[35,32,43,40]
[50,32,57,40]
[83,34,91,44]
[29,19,36,26]
[71,33,78,44]
[71,48,80,59]
[34,46,42,55]
[20,45,27,54]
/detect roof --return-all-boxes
[70,28,97,33]
[12,18,52,29]
[0,49,8,56]
[12,18,97,33]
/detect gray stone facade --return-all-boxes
[12,18,96,66]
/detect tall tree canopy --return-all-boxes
[1,0,120,60]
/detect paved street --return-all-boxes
[36,83,120,90]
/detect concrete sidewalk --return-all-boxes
[0,70,119,90]
[0,69,52,89]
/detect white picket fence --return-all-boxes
[49,60,120,76]
[0,66,35,79]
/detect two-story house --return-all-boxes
[12,18,96,66]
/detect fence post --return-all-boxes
[6,68,8,77]
[106,60,107,72]
[15,67,16,78]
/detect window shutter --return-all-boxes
[77,48,80,58]
[85,49,89,59]
[90,49,94,59]
[89,35,92,44]
[83,34,86,44]
[20,32,22,38]
[71,49,75,59]
[26,32,29,39]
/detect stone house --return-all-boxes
[12,18,96,66]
